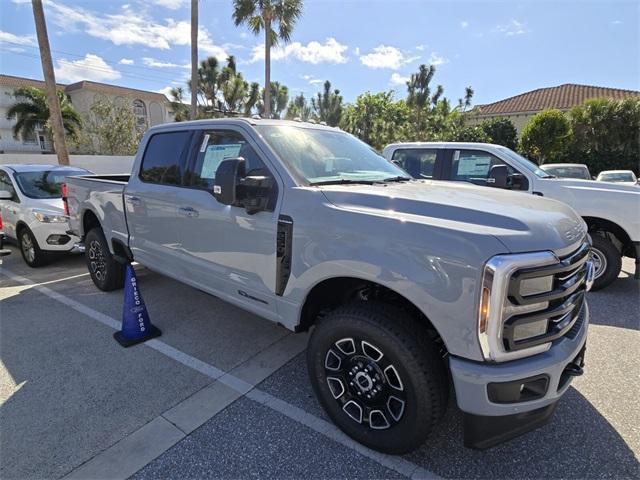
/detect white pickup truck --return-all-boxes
[384,142,640,290]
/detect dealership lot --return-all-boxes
[1,247,638,479]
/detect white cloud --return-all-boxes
[354,46,360,55]
[390,72,410,86]
[143,57,190,69]
[46,1,228,59]
[55,53,121,83]
[415,44,426,51]
[309,79,323,85]
[611,20,623,25]
[118,58,134,65]
[495,19,530,36]
[152,0,187,9]
[428,52,448,66]
[460,20,469,29]
[0,30,37,46]
[250,37,348,64]
[359,45,419,70]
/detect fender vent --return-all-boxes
[276,215,293,296]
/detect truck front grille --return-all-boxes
[502,242,590,351]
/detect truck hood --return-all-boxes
[542,178,640,193]
[321,180,586,254]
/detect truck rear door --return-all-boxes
[124,130,193,275]
[173,127,280,316]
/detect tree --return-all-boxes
[340,91,411,150]
[7,87,82,145]
[190,0,198,120]
[568,97,640,173]
[32,0,70,164]
[520,109,572,164]
[450,125,490,143]
[312,80,343,126]
[168,87,190,122]
[73,97,143,155]
[286,93,312,121]
[480,117,518,149]
[232,0,303,118]
[197,56,221,107]
[244,82,261,116]
[257,81,289,119]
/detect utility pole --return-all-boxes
[190,0,198,120]
[31,0,69,165]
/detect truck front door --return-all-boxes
[175,128,280,317]
[443,148,530,191]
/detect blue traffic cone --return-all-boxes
[113,264,161,347]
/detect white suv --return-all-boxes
[0,164,89,267]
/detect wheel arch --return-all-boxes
[82,209,101,238]
[583,216,633,255]
[298,276,447,353]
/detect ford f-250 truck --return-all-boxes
[66,119,594,453]
[383,142,640,290]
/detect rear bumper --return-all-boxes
[449,301,589,447]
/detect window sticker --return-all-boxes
[457,155,491,176]
[200,143,243,179]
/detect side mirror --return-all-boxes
[214,157,245,206]
[0,190,13,200]
[487,165,508,188]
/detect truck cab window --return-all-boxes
[187,131,268,189]
[451,150,517,186]
[140,131,192,185]
[391,149,437,179]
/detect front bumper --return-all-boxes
[449,300,589,447]
[31,222,81,253]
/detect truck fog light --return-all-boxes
[519,275,553,297]
[513,319,549,341]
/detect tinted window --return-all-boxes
[187,130,267,189]
[0,171,18,201]
[391,149,437,179]
[14,169,87,199]
[140,131,191,185]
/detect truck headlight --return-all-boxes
[32,210,68,223]
[478,251,558,362]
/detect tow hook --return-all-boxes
[563,363,584,377]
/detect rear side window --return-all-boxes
[391,149,437,179]
[140,131,192,185]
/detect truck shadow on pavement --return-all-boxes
[259,353,639,479]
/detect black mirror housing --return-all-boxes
[214,157,245,206]
[488,164,509,189]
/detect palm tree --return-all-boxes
[312,80,343,126]
[244,82,261,116]
[169,87,190,122]
[257,81,288,119]
[32,0,70,164]
[7,87,82,145]
[197,56,221,107]
[232,0,303,118]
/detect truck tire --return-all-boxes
[17,226,49,267]
[85,227,124,291]
[590,235,621,291]
[307,302,447,454]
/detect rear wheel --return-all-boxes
[18,227,48,267]
[85,227,124,291]
[307,302,447,454]
[590,234,621,291]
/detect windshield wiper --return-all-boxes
[382,176,412,182]
[309,179,382,186]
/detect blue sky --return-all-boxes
[1,0,638,106]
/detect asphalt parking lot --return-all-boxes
[1,246,639,479]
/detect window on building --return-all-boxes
[133,99,147,130]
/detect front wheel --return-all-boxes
[307,302,448,454]
[589,235,621,291]
[18,227,49,267]
[85,227,124,291]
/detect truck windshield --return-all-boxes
[256,125,409,185]
[496,147,553,178]
[14,170,88,199]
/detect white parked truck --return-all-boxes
[384,142,640,290]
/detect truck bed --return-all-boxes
[66,174,130,250]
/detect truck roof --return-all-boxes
[0,164,89,173]
[384,141,503,150]
[147,117,341,135]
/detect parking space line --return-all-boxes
[2,269,440,480]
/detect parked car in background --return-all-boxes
[383,142,640,290]
[540,163,592,180]
[0,211,10,257]
[67,119,594,453]
[0,164,89,266]
[596,170,638,186]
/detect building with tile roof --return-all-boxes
[469,83,640,133]
[0,74,174,153]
